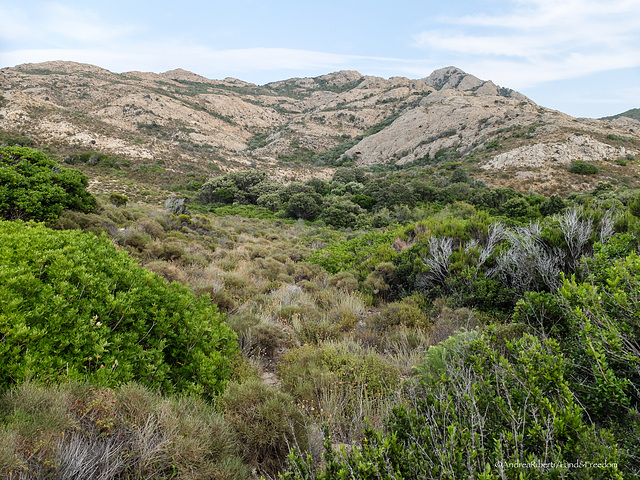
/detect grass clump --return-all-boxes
[222,378,308,476]
[0,381,250,479]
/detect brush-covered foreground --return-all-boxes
[2,145,640,478]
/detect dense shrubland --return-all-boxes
[196,166,568,228]
[3,146,640,478]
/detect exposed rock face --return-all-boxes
[343,87,544,165]
[1,60,639,193]
[484,134,632,170]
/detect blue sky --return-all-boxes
[1,0,639,118]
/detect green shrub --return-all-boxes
[281,330,622,479]
[279,343,400,407]
[569,160,599,175]
[286,192,320,220]
[223,378,308,475]
[516,241,640,426]
[0,221,238,397]
[0,146,97,221]
[328,271,359,292]
[3,136,34,147]
[109,192,128,207]
[376,297,427,330]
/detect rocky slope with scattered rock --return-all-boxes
[1,61,639,194]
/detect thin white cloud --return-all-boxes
[43,3,136,43]
[0,2,136,45]
[0,2,416,80]
[413,0,640,87]
[1,0,638,117]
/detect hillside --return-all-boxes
[601,107,640,122]
[1,61,639,196]
[4,62,640,478]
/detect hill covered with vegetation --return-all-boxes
[601,107,640,122]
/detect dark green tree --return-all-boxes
[109,192,128,207]
[286,192,320,220]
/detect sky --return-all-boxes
[1,0,639,118]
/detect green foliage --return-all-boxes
[0,221,238,397]
[0,146,97,221]
[319,197,365,228]
[628,194,640,218]
[257,192,283,212]
[569,160,599,175]
[331,167,367,184]
[108,192,128,207]
[287,192,321,220]
[198,171,276,205]
[65,151,130,169]
[375,296,427,330]
[516,241,640,419]
[351,193,376,211]
[280,343,399,402]
[501,196,531,218]
[281,330,623,479]
[211,203,279,219]
[512,236,640,472]
[223,378,308,475]
[2,136,35,147]
[539,194,566,216]
[309,230,398,275]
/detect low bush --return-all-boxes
[0,381,250,479]
[0,146,97,221]
[222,378,308,476]
[375,297,427,330]
[569,160,599,175]
[0,221,238,397]
[281,330,622,479]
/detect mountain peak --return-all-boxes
[160,68,215,83]
[2,61,639,196]
[316,70,363,85]
[14,60,113,76]
[423,66,484,91]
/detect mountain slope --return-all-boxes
[601,108,640,122]
[1,61,639,195]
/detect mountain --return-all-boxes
[601,108,640,123]
[1,61,639,195]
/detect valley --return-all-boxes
[0,62,639,479]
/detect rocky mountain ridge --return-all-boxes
[1,61,639,194]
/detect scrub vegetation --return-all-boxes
[2,144,640,478]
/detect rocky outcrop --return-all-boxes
[483,134,632,170]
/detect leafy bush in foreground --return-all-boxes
[281,330,622,479]
[0,146,97,221]
[0,221,238,397]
